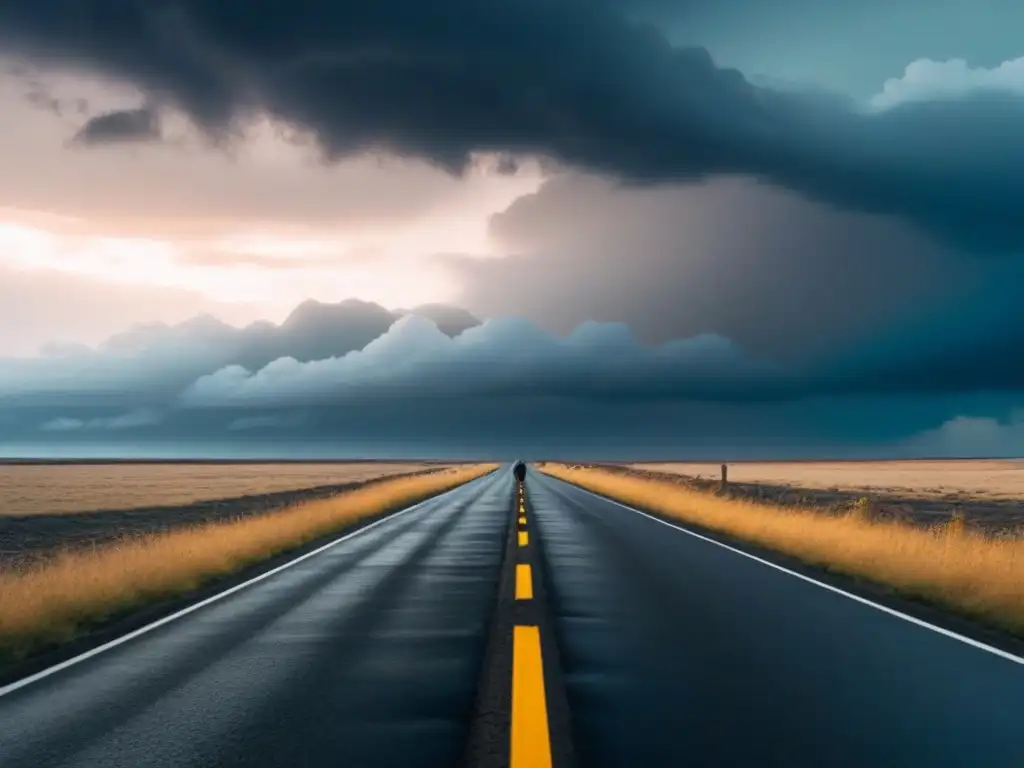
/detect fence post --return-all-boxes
[720,463,728,492]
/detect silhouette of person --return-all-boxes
[513,461,527,482]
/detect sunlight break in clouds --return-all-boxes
[0,215,487,316]
[0,62,545,337]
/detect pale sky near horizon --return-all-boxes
[0,61,546,352]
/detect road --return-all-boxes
[3,466,1024,767]
[0,470,510,768]
[527,471,1024,767]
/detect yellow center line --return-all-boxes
[518,530,529,547]
[519,516,527,526]
[515,564,533,600]
[511,625,553,768]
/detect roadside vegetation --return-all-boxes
[0,461,441,515]
[540,463,1024,638]
[0,464,495,665]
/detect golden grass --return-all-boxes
[0,462,445,516]
[630,459,1024,500]
[0,464,496,664]
[541,463,1024,637]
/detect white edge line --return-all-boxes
[562,479,1024,667]
[0,472,494,699]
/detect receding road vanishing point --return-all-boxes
[3,465,1024,767]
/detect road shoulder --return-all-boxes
[544,473,1024,664]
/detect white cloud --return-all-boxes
[180,314,773,408]
[902,410,1024,457]
[0,299,481,403]
[870,56,1024,111]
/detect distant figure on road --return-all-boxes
[513,461,527,483]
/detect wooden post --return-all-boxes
[720,463,728,492]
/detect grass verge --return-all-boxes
[540,463,1024,638]
[0,464,496,665]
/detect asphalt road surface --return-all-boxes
[527,472,1024,767]
[0,471,509,768]
[4,466,1024,767]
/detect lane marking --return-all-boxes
[511,625,553,768]
[563,482,1024,667]
[515,564,534,600]
[0,473,500,699]
[518,531,529,547]
[519,516,527,526]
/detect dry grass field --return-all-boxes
[542,463,1024,639]
[0,464,495,664]
[0,462,455,567]
[623,460,1024,534]
[630,460,1024,498]
[0,462,440,516]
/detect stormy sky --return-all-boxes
[1,0,1022,459]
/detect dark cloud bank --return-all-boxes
[2,0,1023,253]
[453,174,969,360]
[2,297,1024,460]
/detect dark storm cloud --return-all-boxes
[73,107,161,144]
[179,315,786,408]
[5,303,1024,458]
[6,289,1024,420]
[808,257,1024,397]
[0,310,791,456]
[452,174,969,359]
[0,299,480,410]
[2,0,1023,252]
[98,298,479,373]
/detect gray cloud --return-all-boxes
[38,417,85,432]
[73,107,161,145]
[900,411,1024,459]
[1,1,1023,251]
[23,80,62,114]
[0,69,528,232]
[0,299,480,408]
[180,314,781,408]
[227,412,306,430]
[39,407,163,431]
[452,174,967,359]
[3,298,1024,458]
[97,299,479,371]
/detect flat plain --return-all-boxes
[0,462,439,516]
[630,460,1024,497]
[624,460,1024,534]
[0,462,448,566]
